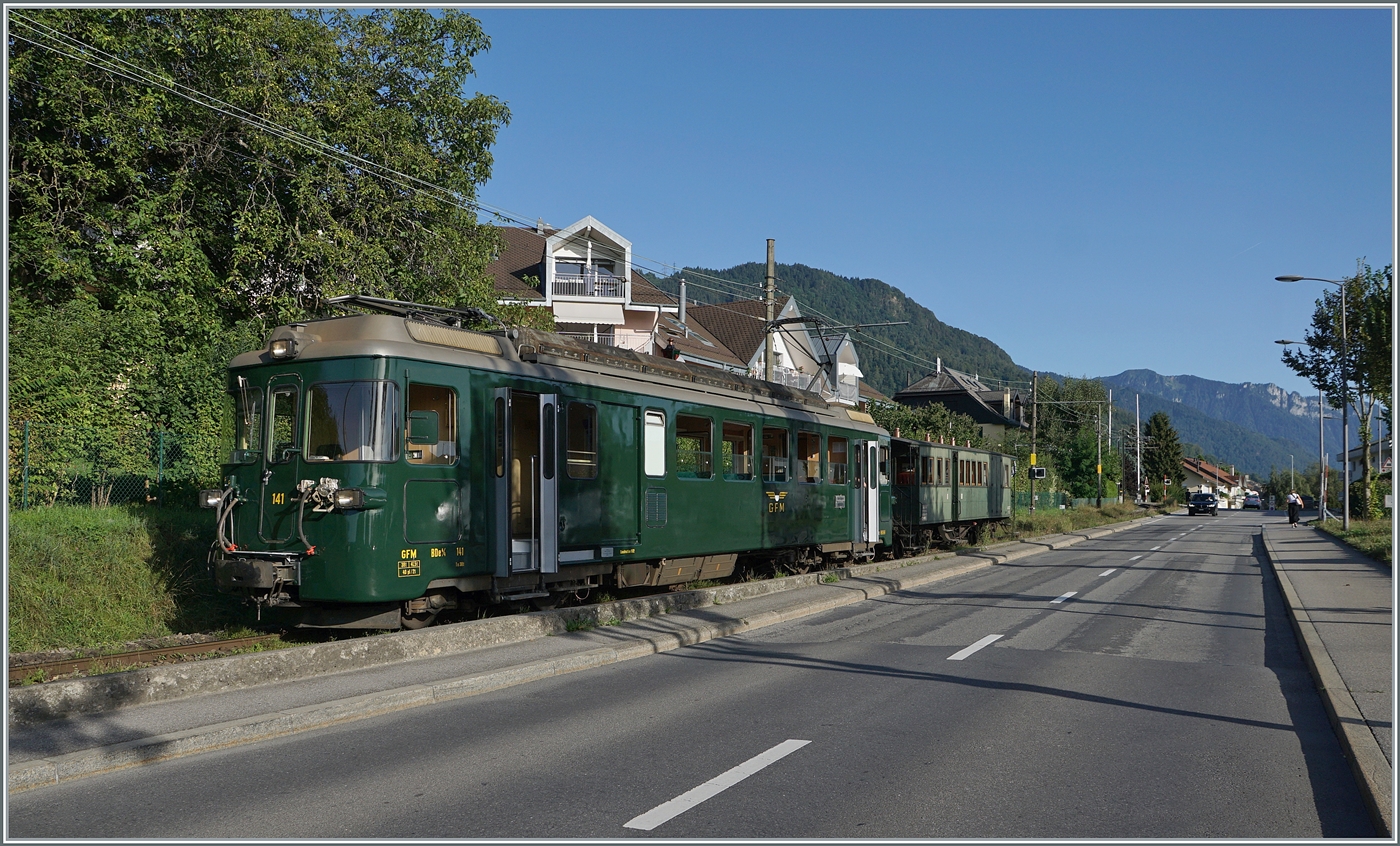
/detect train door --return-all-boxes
[854,440,879,544]
[260,374,303,544]
[951,451,962,523]
[492,389,559,576]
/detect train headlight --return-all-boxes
[198,489,225,509]
[269,337,298,359]
[334,488,365,510]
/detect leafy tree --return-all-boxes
[1142,411,1184,501]
[867,401,985,449]
[1033,376,1121,501]
[1280,261,1393,516]
[8,9,517,488]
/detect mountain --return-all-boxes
[1099,371,1339,478]
[648,263,1028,397]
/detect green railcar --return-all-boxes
[205,298,891,628]
[889,437,1013,555]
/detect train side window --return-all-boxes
[981,461,988,487]
[827,436,848,485]
[269,385,299,463]
[406,383,457,465]
[878,446,889,486]
[797,431,821,484]
[762,427,789,483]
[644,410,666,477]
[921,456,934,486]
[676,414,713,479]
[566,402,598,479]
[722,422,754,480]
[896,451,917,486]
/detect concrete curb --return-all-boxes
[8,513,1163,793]
[1260,527,1393,838]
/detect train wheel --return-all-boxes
[530,594,561,611]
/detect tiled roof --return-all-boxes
[893,365,1027,429]
[858,381,891,403]
[1182,456,1239,486]
[490,226,549,301]
[630,271,676,306]
[685,299,769,364]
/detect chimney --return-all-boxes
[937,357,941,373]
[679,279,687,328]
[535,217,545,235]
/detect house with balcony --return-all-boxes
[683,296,870,406]
[892,363,1029,442]
[488,216,743,371]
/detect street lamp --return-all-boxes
[1277,339,1329,522]
[1276,275,1349,529]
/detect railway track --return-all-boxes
[8,635,282,685]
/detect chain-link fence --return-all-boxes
[11,422,212,510]
[1014,491,1067,510]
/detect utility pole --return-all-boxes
[1107,389,1113,500]
[1319,389,1327,522]
[1096,402,1103,509]
[764,239,775,382]
[1030,371,1038,513]
[1135,394,1142,503]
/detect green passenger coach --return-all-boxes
[205,297,896,629]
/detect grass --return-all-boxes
[1315,518,1393,566]
[821,573,839,583]
[8,505,258,653]
[989,502,1169,544]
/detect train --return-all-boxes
[204,296,1013,629]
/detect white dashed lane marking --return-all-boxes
[1128,555,1142,561]
[1099,569,1116,577]
[1050,591,1077,605]
[948,634,1003,661]
[624,740,811,830]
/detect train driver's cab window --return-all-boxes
[227,382,262,463]
[828,436,848,484]
[566,402,598,479]
[269,385,299,464]
[676,414,713,479]
[644,410,666,477]
[405,384,458,465]
[797,431,821,484]
[762,427,789,483]
[306,381,399,462]
[721,422,754,480]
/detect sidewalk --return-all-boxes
[1261,514,1394,838]
[8,516,1162,793]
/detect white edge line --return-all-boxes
[624,739,811,830]
[1050,591,1077,604]
[948,634,1003,661]
[1099,569,1116,577]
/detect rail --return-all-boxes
[9,635,281,684]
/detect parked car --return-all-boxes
[1188,492,1219,516]
[1242,494,1262,510]
[1301,495,1315,509]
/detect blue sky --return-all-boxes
[463,6,1393,398]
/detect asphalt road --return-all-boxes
[7,511,1374,838]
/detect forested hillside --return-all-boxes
[649,263,1029,398]
[1119,390,1316,478]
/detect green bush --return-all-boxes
[8,505,253,652]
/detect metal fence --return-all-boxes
[11,422,211,510]
[1014,491,1067,510]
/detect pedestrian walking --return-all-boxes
[1287,490,1302,527]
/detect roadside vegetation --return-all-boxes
[9,505,257,653]
[1315,519,1393,566]
[990,502,1170,543]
